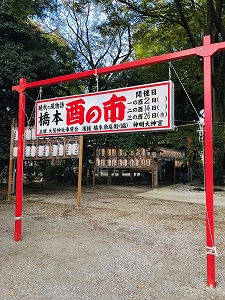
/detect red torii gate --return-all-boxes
[12,35,224,288]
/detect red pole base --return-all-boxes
[206,254,216,287]
[14,220,22,242]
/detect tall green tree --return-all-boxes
[0,8,75,171]
[97,0,225,184]
[36,0,139,158]
[38,0,203,164]
[37,0,134,92]
[0,0,58,20]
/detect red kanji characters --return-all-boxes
[66,94,127,125]
[86,106,101,123]
[66,99,85,125]
[103,94,126,122]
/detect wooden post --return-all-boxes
[130,170,133,183]
[12,159,16,194]
[92,145,96,187]
[108,169,112,185]
[174,159,176,184]
[153,160,158,189]
[151,166,154,189]
[92,166,96,187]
[188,137,193,182]
[7,118,15,201]
[77,135,83,208]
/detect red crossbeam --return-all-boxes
[13,39,225,92]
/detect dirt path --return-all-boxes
[1,185,225,299]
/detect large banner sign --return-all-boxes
[35,81,174,137]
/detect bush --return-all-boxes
[34,161,51,179]
[44,165,64,182]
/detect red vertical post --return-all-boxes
[14,78,26,242]
[203,36,216,287]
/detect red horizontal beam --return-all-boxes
[12,38,225,93]
[13,48,197,92]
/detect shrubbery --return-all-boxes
[34,159,79,183]
[44,165,64,182]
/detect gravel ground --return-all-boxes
[1,184,225,300]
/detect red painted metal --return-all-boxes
[12,40,225,92]
[202,36,216,287]
[12,35,225,286]
[14,78,26,242]
[13,48,196,91]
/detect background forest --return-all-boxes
[0,0,225,184]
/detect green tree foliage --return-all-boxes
[0,0,58,20]
[99,0,225,184]
[65,0,201,162]
[92,132,154,152]
[0,8,75,171]
[44,165,64,182]
[131,7,204,123]
[38,0,134,92]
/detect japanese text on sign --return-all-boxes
[35,81,174,137]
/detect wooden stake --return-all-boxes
[174,159,176,184]
[151,166,154,190]
[77,135,83,208]
[7,118,15,201]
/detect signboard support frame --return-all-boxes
[12,35,225,288]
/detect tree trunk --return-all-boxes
[213,122,225,185]
[212,47,225,184]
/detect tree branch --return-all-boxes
[173,0,198,47]
[207,0,225,40]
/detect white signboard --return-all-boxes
[35,81,174,137]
